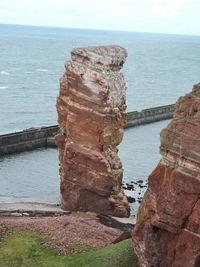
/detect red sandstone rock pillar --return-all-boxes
[133,83,200,266]
[56,46,130,217]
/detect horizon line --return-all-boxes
[1,22,200,38]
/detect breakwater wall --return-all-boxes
[0,126,59,155]
[0,104,174,156]
[126,104,174,128]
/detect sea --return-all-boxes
[0,24,200,214]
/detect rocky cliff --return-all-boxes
[133,83,200,266]
[56,46,130,217]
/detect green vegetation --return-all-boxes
[190,91,199,96]
[136,191,148,224]
[0,231,138,267]
[193,83,200,89]
[72,242,96,253]
[174,114,187,120]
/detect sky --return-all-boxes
[0,0,199,35]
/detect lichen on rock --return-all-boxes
[56,45,130,217]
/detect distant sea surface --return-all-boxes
[0,24,200,134]
[0,24,200,212]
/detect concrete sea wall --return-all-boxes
[126,104,174,128]
[0,104,174,156]
[0,126,58,155]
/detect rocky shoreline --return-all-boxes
[123,180,147,204]
[0,178,147,219]
[0,202,135,255]
[0,202,135,224]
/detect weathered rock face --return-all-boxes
[56,46,130,217]
[133,83,200,266]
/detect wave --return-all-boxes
[0,71,9,75]
[0,86,8,89]
[36,68,48,72]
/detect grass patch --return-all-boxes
[72,242,96,253]
[174,114,187,121]
[0,231,138,267]
[136,191,148,224]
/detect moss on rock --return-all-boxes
[136,191,148,224]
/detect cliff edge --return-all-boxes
[133,83,200,266]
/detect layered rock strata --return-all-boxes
[56,46,130,217]
[133,83,200,266]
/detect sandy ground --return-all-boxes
[0,212,127,253]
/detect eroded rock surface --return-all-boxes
[56,46,130,217]
[133,83,200,266]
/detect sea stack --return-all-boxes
[133,83,200,266]
[56,45,130,217]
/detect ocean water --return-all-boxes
[0,24,200,134]
[0,24,200,212]
[0,120,169,214]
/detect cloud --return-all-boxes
[0,0,199,35]
[113,7,128,16]
[0,8,16,15]
[91,0,106,10]
[148,0,191,17]
[90,0,131,16]
[48,0,71,5]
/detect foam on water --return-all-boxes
[36,69,49,72]
[0,71,9,75]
